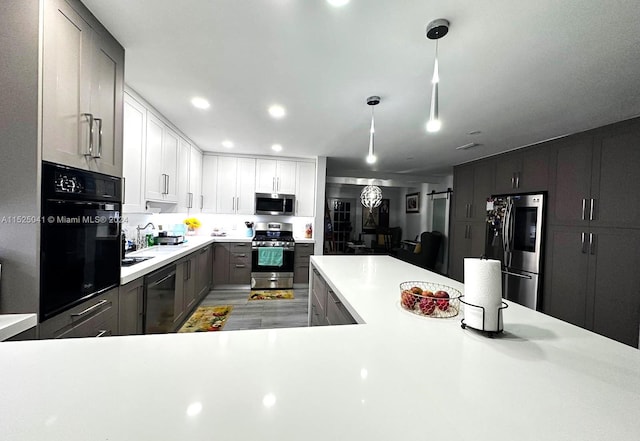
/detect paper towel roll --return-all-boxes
[463,258,503,331]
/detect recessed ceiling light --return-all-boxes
[271,144,283,152]
[191,97,210,109]
[221,140,233,149]
[456,142,480,150]
[268,105,286,119]
[327,0,350,7]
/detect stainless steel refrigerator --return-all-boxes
[485,193,545,310]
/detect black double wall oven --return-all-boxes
[40,162,122,321]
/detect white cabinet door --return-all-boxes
[295,161,316,216]
[145,113,164,201]
[162,128,179,202]
[122,94,146,213]
[42,0,92,170]
[255,159,278,193]
[175,137,191,211]
[276,160,297,194]
[216,156,237,214]
[189,146,203,213]
[236,158,256,214]
[201,155,218,213]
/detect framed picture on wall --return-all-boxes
[405,192,420,213]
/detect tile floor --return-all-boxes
[198,287,309,331]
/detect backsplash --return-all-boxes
[122,212,314,243]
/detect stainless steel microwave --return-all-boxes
[255,193,295,215]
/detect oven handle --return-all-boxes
[46,200,119,210]
[71,299,109,318]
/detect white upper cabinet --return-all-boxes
[201,155,218,213]
[145,113,178,203]
[122,94,146,213]
[189,146,203,214]
[255,159,297,194]
[295,161,316,216]
[144,113,164,201]
[215,156,256,214]
[176,137,191,212]
[162,128,179,202]
[42,0,124,177]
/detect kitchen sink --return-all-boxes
[121,256,154,267]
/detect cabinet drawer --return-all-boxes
[230,251,250,264]
[229,263,251,284]
[326,290,356,326]
[295,244,314,262]
[230,242,251,252]
[40,287,119,339]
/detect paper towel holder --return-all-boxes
[459,296,509,337]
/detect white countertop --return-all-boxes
[1,256,639,440]
[0,314,37,341]
[120,236,216,284]
[121,235,315,284]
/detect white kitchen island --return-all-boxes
[0,256,639,440]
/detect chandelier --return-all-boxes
[360,185,383,212]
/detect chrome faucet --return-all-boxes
[136,223,156,248]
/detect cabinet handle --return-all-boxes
[277,177,280,192]
[93,117,103,158]
[515,172,520,189]
[581,198,587,220]
[295,200,299,215]
[82,113,94,157]
[468,203,472,218]
[236,197,239,212]
[589,199,595,221]
[581,232,587,253]
[122,177,126,204]
[166,175,170,195]
[188,192,193,208]
[71,299,108,318]
[589,233,596,255]
[235,264,246,268]
[511,173,515,189]
[236,243,247,247]
[236,253,246,257]
[200,195,204,209]
[273,177,276,192]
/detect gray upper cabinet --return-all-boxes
[42,0,124,177]
[589,123,640,229]
[549,119,640,229]
[549,136,595,226]
[494,146,549,194]
[452,160,494,222]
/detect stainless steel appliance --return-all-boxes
[255,193,295,215]
[485,193,545,310]
[155,235,185,245]
[40,162,121,320]
[144,264,177,334]
[251,222,295,289]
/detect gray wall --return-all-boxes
[0,1,41,314]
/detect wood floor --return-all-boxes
[198,287,309,331]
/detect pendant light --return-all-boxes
[360,185,383,212]
[426,19,449,133]
[365,96,380,164]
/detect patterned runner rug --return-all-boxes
[178,305,233,332]
[249,290,295,300]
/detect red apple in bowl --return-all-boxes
[401,290,417,309]
[433,290,450,311]
[419,297,436,314]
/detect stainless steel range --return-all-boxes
[251,222,295,289]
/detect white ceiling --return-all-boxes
[83,0,640,180]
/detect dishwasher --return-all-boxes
[144,264,177,334]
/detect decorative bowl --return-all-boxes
[399,281,462,318]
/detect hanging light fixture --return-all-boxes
[425,19,449,133]
[365,96,380,164]
[360,185,383,212]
